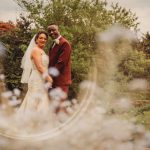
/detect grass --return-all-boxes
[135,107,150,130]
[114,102,150,131]
[137,111,150,130]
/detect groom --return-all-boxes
[48,24,72,100]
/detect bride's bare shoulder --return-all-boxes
[32,47,39,52]
[32,47,41,53]
[31,47,42,57]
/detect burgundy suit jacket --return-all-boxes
[49,36,72,86]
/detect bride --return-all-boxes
[18,31,53,113]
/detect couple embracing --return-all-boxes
[19,24,72,114]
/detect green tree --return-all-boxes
[0,16,33,90]
[135,32,150,85]
[138,32,150,58]
[119,49,150,79]
[110,3,139,31]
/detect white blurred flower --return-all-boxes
[93,106,106,114]
[13,88,21,97]
[98,24,137,43]
[10,95,17,101]
[48,67,59,77]
[72,98,78,104]
[115,142,133,150]
[72,103,79,110]
[49,87,67,101]
[0,138,8,146]
[116,97,132,111]
[44,82,52,89]
[60,101,71,107]
[101,118,135,141]
[66,107,74,114]
[0,104,6,109]
[1,91,13,98]
[80,80,96,90]
[0,74,5,80]
[57,111,69,122]
[136,125,145,134]
[134,139,147,150]
[8,99,21,106]
[128,79,149,91]
[144,131,150,147]
[51,100,60,108]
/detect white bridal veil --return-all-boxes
[21,35,36,83]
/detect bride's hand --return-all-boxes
[46,75,53,84]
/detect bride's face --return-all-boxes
[36,33,47,48]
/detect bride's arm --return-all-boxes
[31,48,53,83]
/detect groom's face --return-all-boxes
[48,25,60,39]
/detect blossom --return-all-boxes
[0,74,5,80]
[54,39,60,44]
[48,67,59,77]
[49,87,67,101]
[128,78,149,91]
[1,91,13,98]
[13,88,21,97]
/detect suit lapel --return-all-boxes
[49,41,55,51]
[50,37,64,55]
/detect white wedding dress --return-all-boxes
[18,51,50,113]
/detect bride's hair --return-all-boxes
[34,31,48,43]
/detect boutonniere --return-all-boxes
[54,39,60,45]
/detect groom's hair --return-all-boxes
[48,23,59,29]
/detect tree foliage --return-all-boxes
[0,16,33,90]
[119,49,150,79]
[135,32,150,83]
[138,32,150,58]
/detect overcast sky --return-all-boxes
[0,0,149,35]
